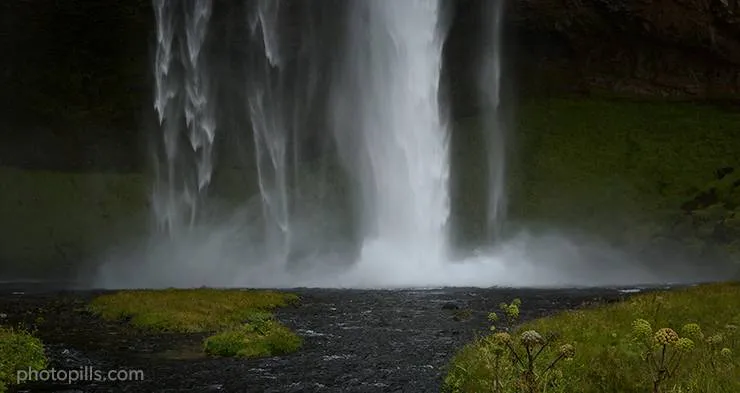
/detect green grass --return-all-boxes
[88,289,303,358]
[0,327,47,393]
[203,318,303,357]
[0,165,260,276]
[0,166,148,275]
[511,99,740,233]
[443,283,740,393]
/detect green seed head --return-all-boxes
[675,337,695,352]
[680,323,703,340]
[506,304,520,320]
[632,319,653,337]
[707,334,724,345]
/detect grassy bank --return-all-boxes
[0,327,47,393]
[478,99,738,259]
[0,166,148,277]
[88,289,303,357]
[443,282,740,392]
[513,99,740,222]
[0,165,257,278]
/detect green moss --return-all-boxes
[203,318,302,358]
[444,283,740,393]
[0,327,48,393]
[88,289,298,332]
[88,289,302,358]
[479,99,740,253]
[0,166,148,275]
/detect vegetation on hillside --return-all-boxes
[509,99,740,262]
[443,282,740,393]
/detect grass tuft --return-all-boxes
[203,318,302,357]
[88,289,302,358]
[0,327,47,393]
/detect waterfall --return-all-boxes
[247,0,292,265]
[332,0,451,272]
[151,0,215,235]
[89,0,701,291]
[245,0,338,267]
[480,0,507,242]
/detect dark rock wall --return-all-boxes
[506,0,740,96]
[0,0,152,172]
[1,0,739,172]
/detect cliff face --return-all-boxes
[507,0,740,97]
[1,0,739,172]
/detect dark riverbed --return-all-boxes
[0,282,661,393]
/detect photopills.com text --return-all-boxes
[17,367,145,384]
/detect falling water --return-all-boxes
[245,0,339,267]
[333,0,450,270]
[95,0,696,290]
[247,0,292,265]
[151,0,215,234]
[184,0,216,193]
[480,0,507,242]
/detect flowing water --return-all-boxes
[248,0,292,266]
[151,0,215,235]
[479,0,507,242]
[94,0,691,289]
[331,0,451,277]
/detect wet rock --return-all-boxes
[440,302,460,310]
[502,0,740,97]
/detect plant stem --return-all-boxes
[542,354,565,374]
[668,353,682,376]
[532,341,549,362]
[493,354,500,393]
[506,342,525,368]
[660,344,666,370]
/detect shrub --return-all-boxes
[0,327,47,393]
